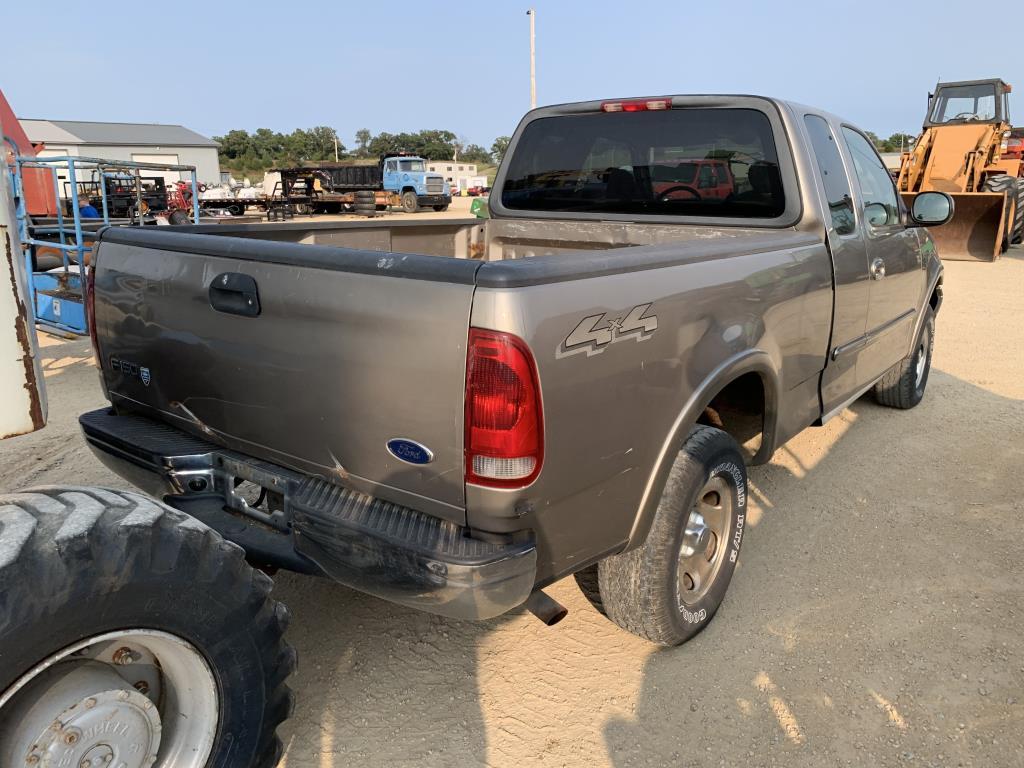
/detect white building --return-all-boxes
[18,118,221,188]
[426,159,486,192]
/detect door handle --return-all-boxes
[209,272,260,317]
[870,258,886,280]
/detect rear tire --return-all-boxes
[0,487,294,768]
[596,427,747,646]
[573,564,606,616]
[873,306,935,409]
[167,209,190,225]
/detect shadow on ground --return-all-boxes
[604,370,1023,767]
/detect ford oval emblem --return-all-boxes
[386,438,434,465]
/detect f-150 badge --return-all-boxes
[558,303,658,358]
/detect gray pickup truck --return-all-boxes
[81,95,950,646]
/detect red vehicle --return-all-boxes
[1006,128,1024,161]
[650,158,735,201]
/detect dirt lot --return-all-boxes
[1,243,1021,768]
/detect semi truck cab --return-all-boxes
[380,154,451,212]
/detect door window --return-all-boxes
[842,127,900,228]
[803,115,855,235]
[698,164,715,189]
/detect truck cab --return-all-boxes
[380,154,451,212]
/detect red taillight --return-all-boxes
[601,98,671,113]
[465,328,543,488]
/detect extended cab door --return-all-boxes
[839,127,925,385]
[802,114,871,414]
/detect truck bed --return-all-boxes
[93,218,823,534]
[150,216,806,264]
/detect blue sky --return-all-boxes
[2,0,1018,150]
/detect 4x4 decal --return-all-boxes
[557,303,658,358]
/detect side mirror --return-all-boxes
[910,191,954,226]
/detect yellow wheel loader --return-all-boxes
[898,78,1023,261]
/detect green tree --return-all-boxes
[491,136,511,164]
[354,128,372,157]
[882,132,915,152]
[460,144,492,164]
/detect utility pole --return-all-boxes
[527,8,536,109]
[334,136,339,162]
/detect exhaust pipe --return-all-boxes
[524,589,568,626]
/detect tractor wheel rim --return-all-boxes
[677,475,732,606]
[0,630,219,768]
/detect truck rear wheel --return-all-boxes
[0,487,294,768]
[873,306,934,409]
[595,426,747,646]
[401,190,419,213]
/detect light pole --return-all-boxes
[527,8,536,109]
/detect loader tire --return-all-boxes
[874,306,934,409]
[596,426,747,646]
[1013,180,1024,245]
[982,174,1018,252]
[0,487,294,768]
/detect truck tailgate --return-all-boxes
[93,228,480,520]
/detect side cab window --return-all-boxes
[841,127,901,229]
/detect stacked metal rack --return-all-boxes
[6,153,199,336]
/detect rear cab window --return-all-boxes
[499,106,789,221]
[803,115,855,235]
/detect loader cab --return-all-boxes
[924,79,1011,127]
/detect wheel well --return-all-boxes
[929,278,943,312]
[697,372,765,461]
[402,186,417,195]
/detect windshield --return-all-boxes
[500,108,785,218]
[398,159,425,172]
[930,83,998,123]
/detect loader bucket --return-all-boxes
[903,192,1011,262]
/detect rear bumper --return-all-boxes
[79,408,536,620]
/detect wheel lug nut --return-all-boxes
[112,647,135,666]
[134,680,150,694]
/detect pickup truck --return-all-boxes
[80,95,951,647]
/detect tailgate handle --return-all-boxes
[209,272,260,317]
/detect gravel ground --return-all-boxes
[1,245,1020,768]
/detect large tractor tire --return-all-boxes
[1013,179,1024,245]
[0,487,294,768]
[982,174,1019,252]
[594,426,747,646]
